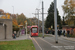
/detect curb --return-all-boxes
[61,36,75,42]
[49,34,75,42]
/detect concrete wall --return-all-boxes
[0,25,5,39]
[0,19,12,39]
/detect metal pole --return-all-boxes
[32,13,37,25]
[35,11,37,25]
[42,1,44,38]
[38,10,39,35]
[26,22,27,39]
[54,0,58,43]
[12,6,14,19]
[12,6,14,15]
[35,14,36,25]
[36,9,40,35]
[13,6,14,14]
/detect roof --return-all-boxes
[31,25,38,28]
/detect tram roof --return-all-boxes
[31,25,38,28]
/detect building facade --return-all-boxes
[0,19,12,39]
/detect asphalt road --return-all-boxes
[29,35,75,50]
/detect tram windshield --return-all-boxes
[32,27,37,33]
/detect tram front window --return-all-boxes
[32,28,37,33]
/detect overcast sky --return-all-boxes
[0,0,65,20]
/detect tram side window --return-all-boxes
[32,28,37,33]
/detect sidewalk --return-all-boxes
[50,34,75,41]
[0,34,29,41]
[61,36,75,41]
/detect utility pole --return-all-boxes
[36,8,40,35]
[32,9,40,35]
[54,0,58,43]
[32,13,37,25]
[35,14,36,25]
[42,1,44,38]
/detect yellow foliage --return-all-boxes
[6,13,11,19]
[24,20,27,23]
[6,13,9,15]
[0,13,11,19]
[13,19,19,27]
[1,15,6,19]
[7,15,10,19]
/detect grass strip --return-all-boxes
[0,40,35,50]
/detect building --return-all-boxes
[0,9,12,40]
[0,19,12,40]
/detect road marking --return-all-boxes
[39,37,61,50]
[45,37,69,46]
[33,38,42,50]
[58,37,75,44]
[49,34,75,44]
[29,36,42,50]
[29,36,32,40]
[50,34,75,44]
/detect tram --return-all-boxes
[30,25,38,37]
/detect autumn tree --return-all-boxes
[0,13,11,19]
[62,0,75,18]
[1,15,6,19]
[13,19,19,28]
[62,0,75,26]
[17,13,26,26]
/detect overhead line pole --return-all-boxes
[42,1,44,38]
[54,0,58,43]
[32,9,40,35]
[36,9,40,35]
[32,13,37,25]
[32,6,47,38]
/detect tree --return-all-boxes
[62,0,75,18]
[62,0,75,26]
[17,13,26,26]
[6,13,11,19]
[45,2,61,29]
[1,15,6,19]
[0,13,11,19]
[13,19,19,28]
[62,16,66,25]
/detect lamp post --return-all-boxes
[12,6,14,15]
[26,21,27,39]
[12,6,14,19]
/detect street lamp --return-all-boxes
[26,21,27,39]
[12,6,14,19]
[12,6,14,15]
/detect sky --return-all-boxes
[0,0,65,20]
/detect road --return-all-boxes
[29,35,75,50]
